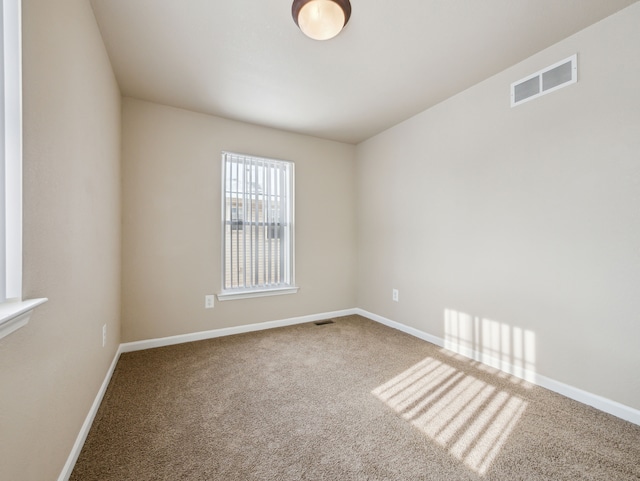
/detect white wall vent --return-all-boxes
[511,54,577,107]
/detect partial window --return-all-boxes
[218,152,297,301]
[1,0,21,304]
[0,0,47,339]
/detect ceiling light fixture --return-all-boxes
[292,0,351,41]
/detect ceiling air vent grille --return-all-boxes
[511,54,577,107]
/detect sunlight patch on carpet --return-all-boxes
[372,357,528,475]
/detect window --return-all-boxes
[0,0,46,339]
[218,152,297,301]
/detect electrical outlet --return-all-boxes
[392,289,399,302]
[205,295,215,309]
[102,324,107,347]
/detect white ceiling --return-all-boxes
[89,0,637,144]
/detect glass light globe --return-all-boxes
[297,0,346,40]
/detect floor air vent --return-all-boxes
[511,54,577,107]
[314,320,335,326]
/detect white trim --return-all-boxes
[364,309,536,383]
[355,308,640,426]
[358,308,445,347]
[221,151,296,294]
[120,308,358,353]
[1,0,23,301]
[217,286,299,301]
[511,53,577,107]
[532,371,640,425]
[57,345,123,481]
[0,297,47,340]
[58,308,357,479]
[59,306,640,480]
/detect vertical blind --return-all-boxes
[222,152,294,291]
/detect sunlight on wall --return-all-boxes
[372,357,528,475]
[444,309,536,383]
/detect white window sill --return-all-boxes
[0,298,48,340]
[217,286,299,302]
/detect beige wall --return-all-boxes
[3,2,638,479]
[121,98,357,342]
[0,0,121,480]
[356,3,640,410]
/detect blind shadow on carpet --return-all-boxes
[70,315,640,481]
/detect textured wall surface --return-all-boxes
[3,3,639,480]
[356,3,640,410]
[0,0,121,479]
[121,98,357,342]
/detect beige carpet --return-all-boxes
[71,315,640,480]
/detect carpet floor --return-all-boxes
[70,315,640,480]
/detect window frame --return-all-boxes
[217,151,298,301]
[0,0,47,340]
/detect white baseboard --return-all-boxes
[59,306,639,480]
[356,308,640,426]
[59,308,358,480]
[120,308,359,353]
[359,308,446,347]
[531,371,640,426]
[57,345,123,481]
